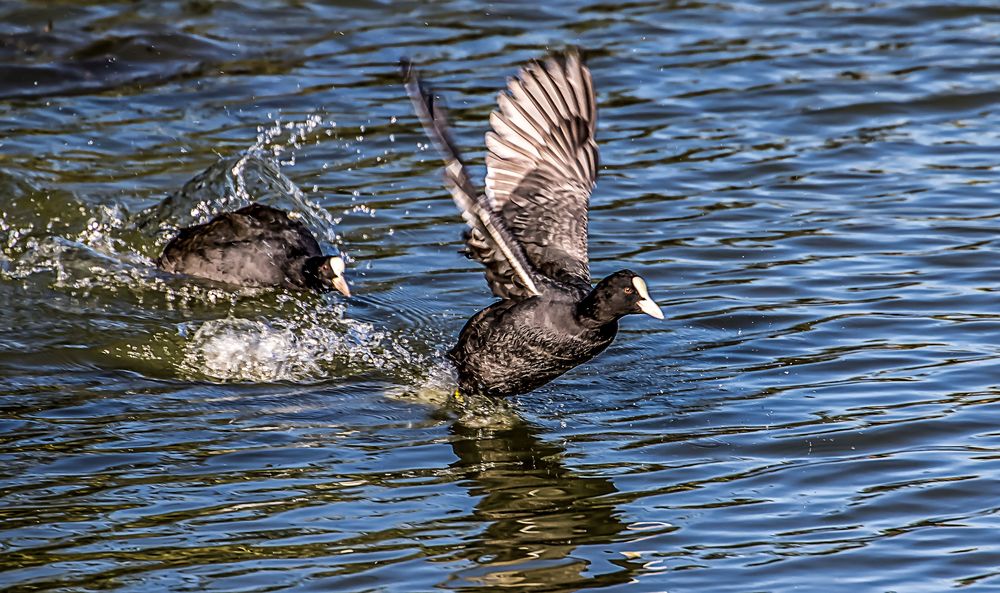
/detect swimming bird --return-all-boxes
[157,203,350,296]
[403,49,663,398]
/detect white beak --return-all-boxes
[632,276,664,320]
[332,275,351,298]
[329,256,350,297]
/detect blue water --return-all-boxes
[3,1,1000,591]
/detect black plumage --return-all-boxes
[403,49,663,398]
[157,203,350,296]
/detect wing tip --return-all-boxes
[400,56,466,170]
[399,56,413,79]
[399,56,429,115]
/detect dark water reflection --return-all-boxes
[3,0,1000,591]
[447,419,642,590]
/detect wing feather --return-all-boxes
[402,59,545,299]
[484,49,599,285]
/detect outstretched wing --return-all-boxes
[402,59,545,299]
[485,49,598,286]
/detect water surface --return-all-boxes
[3,1,1000,591]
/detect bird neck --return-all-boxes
[576,287,619,327]
[300,256,328,291]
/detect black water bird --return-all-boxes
[403,49,663,398]
[157,203,350,296]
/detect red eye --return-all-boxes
[624,287,634,295]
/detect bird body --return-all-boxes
[157,203,349,295]
[449,284,618,397]
[404,49,662,398]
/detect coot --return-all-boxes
[403,49,662,398]
[158,203,350,296]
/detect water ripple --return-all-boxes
[4,0,1000,591]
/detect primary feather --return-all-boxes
[485,50,598,286]
[402,58,544,299]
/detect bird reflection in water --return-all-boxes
[443,415,650,590]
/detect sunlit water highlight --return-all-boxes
[3,1,1000,592]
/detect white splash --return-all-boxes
[178,309,434,385]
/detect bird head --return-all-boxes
[311,255,350,297]
[581,270,663,324]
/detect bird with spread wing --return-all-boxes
[403,49,663,398]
